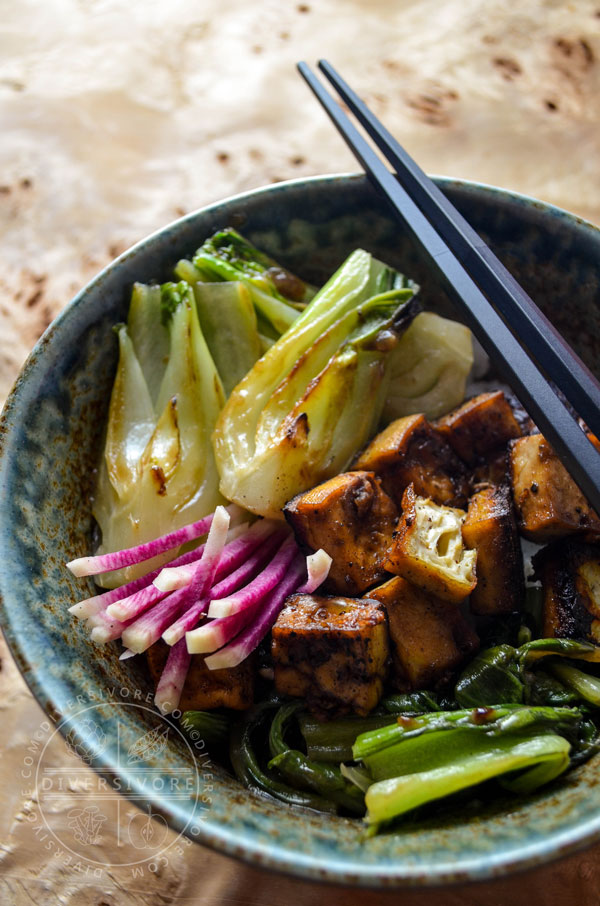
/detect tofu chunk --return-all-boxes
[271,594,389,717]
[510,434,600,541]
[284,470,398,596]
[434,391,522,465]
[462,485,524,615]
[533,540,600,643]
[384,484,477,603]
[369,576,479,690]
[147,641,254,711]
[353,413,470,508]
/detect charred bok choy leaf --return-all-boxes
[93,281,225,587]
[213,249,420,518]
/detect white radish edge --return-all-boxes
[162,598,208,647]
[153,563,195,593]
[207,535,297,619]
[185,621,227,654]
[153,518,243,593]
[69,597,106,618]
[302,549,332,593]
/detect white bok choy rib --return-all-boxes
[92,281,225,587]
[383,312,473,421]
[213,249,420,519]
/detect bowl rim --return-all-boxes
[2,172,600,888]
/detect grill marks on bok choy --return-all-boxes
[213,249,420,518]
[93,282,225,587]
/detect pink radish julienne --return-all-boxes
[154,638,192,714]
[199,554,307,668]
[66,503,332,714]
[207,535,299,619]
[106,582,170,623]
[66,503,242,577]
[161,529,285,646]
[120,506,231,654]
[153,518,282,592]
[197,549,332,669]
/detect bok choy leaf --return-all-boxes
[383,311,473,420]
[92,282,225,587]
[212,248,420,518]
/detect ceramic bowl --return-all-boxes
[1,174,600,887]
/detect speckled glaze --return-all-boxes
[1,174,600,888]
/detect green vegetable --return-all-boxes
[383,311,473,421]
[92,281,225,587]
[380,692,439,713]
[228,702,335,812]
[298,712,403,763]
[180,710,231,749]
[268,750,365,815]
[352,705,579,762]
[547,661,600,706]
[213,248,420,518]
[525,670,581,707]
[363,733,571,829]
[518,638,600,666]
[191,228,315,335]
[267,702,365,814]
[454,646,523,707]
[192,282,262,396]
[268,700,304,758]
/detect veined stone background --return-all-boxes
[0,1,599,903]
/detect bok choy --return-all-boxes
[213,249,420,518]
[92,281,225,586]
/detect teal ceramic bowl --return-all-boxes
[1,174,600,887]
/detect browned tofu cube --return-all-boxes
[533,540,600,643]
[353,413,469,508]
[510,434,600,541]
[462,485,524,615]
[271,594,389,717]
[434,391,522,465]
[284,471,398,596]
[383,484,477,603]
[147,641,254,710]
[369,576,479,689]
[472,448,510,487]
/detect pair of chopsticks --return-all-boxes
[298,60,600,514]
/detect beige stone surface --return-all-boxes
[1,1,600,903]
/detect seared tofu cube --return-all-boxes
[271,594,389,717]
[462,485,524,615]
[434,391,522,465]
[533,540,600,643]
[369,576,479,689]
[384,484,477,603]
[353,413,469,508]
[472,448,510,488]
[147,641,254,710]
[284,471,398,596]
[510,434,600,541]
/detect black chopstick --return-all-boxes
[317,59,600,441]
[297,60,600,514]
